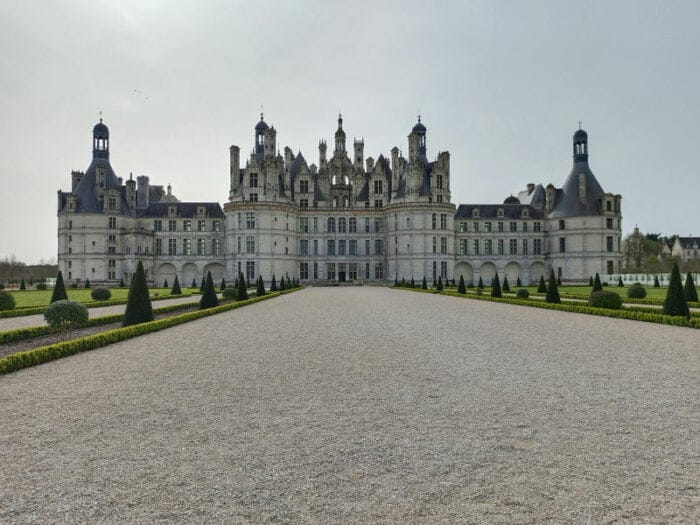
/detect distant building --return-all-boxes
[672,237,700,262]
[57,117,622,286]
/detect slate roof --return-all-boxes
[678,237,700,248]
[548,159,605,219]
[71,158,124,213]
[455,203,544,220]
[138,202,225,219]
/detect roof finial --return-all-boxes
[260,105,264,121]
[99,110,103,123]
[578,120,582,130]
[418,108,421,123]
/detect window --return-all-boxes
[522,222,528,233]
[249,193,258,202]
[436,174,443,189]
[212,239,221,255]
[68,247,72,254]
[300,262,309,280]
[497,239,504,255]
[607,260,614,274]
[108,217,117,229]
[497,208,504,219]
[374,199,383,208]
[432,237,437,254]
[431,213,437,230]
[473,240,480,255]
[473,221,479,233]
[237,236,241,253]
[300,180,309,194]
[338,240,346,255]
[485,222,492,233]
[533,221,541,232]
[606,236,614,252]
[246,261,255,281]
[441,237,448,254]
[327,239,335,256]
[436,194,443,203]
[509,239,518,255]
[606,200,612,212]
[168,220,177,232]
[606,218,613,229]
[459,239,468,255]
[213,220,221,232]
[374,218,384,233]
[349,263,357,280]
[375,263,384,280]
[68,220,72,229]
[533,239,542,255]
[327,263,336,280]
[155,239,162,255]
[107,196,116,210]
[246,236,255,254]
[168,238,177,255]
[313,262,318,279]
[313,239,318,255]
[522,238,528,255]
[509,222,517,232]
[472,209,480,219]
[197,238,206,255]
[365,239,370,255]
[108,259,116,268]
[485,239,493,255]
[440,214,447,230]
[375,239,384,255]
[365,218,370,233]
[349,240,357,256]
[154,220,162,232]
[498,222,504,233]
[246,213,256,229]
[559,237,566,253]
[459,222,467,233]
[300,217,309,233]
[374,180,383,194]
[183,238,192,255]
[183,220,192,232]
[441,261,447,279]
[249,173,258,187]
[313,217,319,233]
[327,217,336,232]
[559,219,565,230]
[106,246,115,254]
[349,217,357,232]
[339,218,347,233]
[432,261,437,280]
[300,198,308,208]
[198,220,206,232]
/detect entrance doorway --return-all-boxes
[338,263,346,282]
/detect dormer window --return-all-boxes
[472,209,480,219]
[497,208,504,218]
[521,208,529,218]
[169,206,176,217]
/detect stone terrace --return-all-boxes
[0,287,697,522]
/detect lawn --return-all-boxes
[9,288,196,308]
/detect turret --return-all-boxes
[229,145,240,197]
[125,173,136,208]
[92,119,109,160]
[354,138,364,169]
[408,116,426,162]
[71,170,84,191]
[136,175,150,209]
[573,126,588,163]
[264,127,276,159]
[334,114,346,154]
[319,140,327,167]
[254,113,268,162]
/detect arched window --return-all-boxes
[327,217,336,232]
[339,218,346,233]
[349,217,357,232]
[343,196,349,208]
[332,196,338,208]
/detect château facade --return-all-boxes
[57,116,622,287]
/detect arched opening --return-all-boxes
[479,262,497,284]
[454,261,473,286]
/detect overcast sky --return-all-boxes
[1,0,698,264]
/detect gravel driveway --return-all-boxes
[0,287,697,523]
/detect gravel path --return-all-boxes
[0,295,200,331]
[0,287,697,523]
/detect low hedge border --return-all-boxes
[393,287,699,329]
[526,291,699,309]
[0,293,195,319]
[0,291,296,375]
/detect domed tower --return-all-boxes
[408,116,426,162]
[334,114,346,154]
[573,127,588,163]
[255,113,268,161]
[93,118,109,160]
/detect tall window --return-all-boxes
[374,239,383,255]
[108,217,117,229]
[559,237,566,253]
[436,174,443,189]
[349,239,357,256]
[246,236,255,254]
[168,238,177,255]
[606,236,614,252]
[440,261,447,279]
[473,239,480,255]
[365,218,370,233]
[183,220,192,232]
[349,217,357,232]
[497,239,504,255]
[559,219,565,230]
[300,217,309,233]
[473,221,479,232]
[374,199,383,208]
[533,239,542,255]
[432,237,437,254]
[300,199,308,208]
[374,218,384,233]
[327,217,336,232]
[300,180,309,194]
[249,173,258,187]
[509,239,517,255]
[485,239,492,255]
[374,180,383,194]
[155,239,162,255]
[245,213,256,229]
[338,240,346,255]
[484,222,492,233]
[300,239,308,256]
[327,263,336,280]
[522,239,528,255]
[212,239,221,255]
[441,237,447,254]
[197,238,206,255]
[498,222,504,233]
[440,214,447,230]
[198,220,206,232]
[246,261,255,281]
[169,220,177,232]
[522,222,528,233]
[509,222,517,232]
[533,222,541,232]
[365,239,370,255]
[327,239,335,256]
[154,220,162,232]
[431,213,437,230]
[300,262,309,280]
[339,218,347,232]
[183,239,191,255]
[313,239,318,255]
[459,239,467,255]
[375,263,384,280]
[213,220,221,232]
[313,217,318,232]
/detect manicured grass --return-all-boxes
[518,285,669,299]
[9,288,176,308]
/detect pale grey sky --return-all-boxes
[1,0,698,263]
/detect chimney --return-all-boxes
[136,175,150,209]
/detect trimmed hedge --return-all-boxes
[516,288,529,299]
[44,300,89,328]
[588,290,623,310]
[0,290,299,375]
[91,287,112,301]
[0,291,16,311]
[626,284,647,299]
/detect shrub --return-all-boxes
[537,275,547,293]
[84,279,90,289]
[222,287,237,300]
[516,276,522,287]
[0,282,4,289]
[123,261,154,326]
[220,278,226,291]
[200,271,219,310]
[422,276,428,290]
[191,278,197,288]
[163,278,169,288]
[409,277,415,289]
[237,273,249,300]
[171,275,182,295]
[256,275,266,297]
[91,287,112,301]
[545,269,560,304]
[458,274,466,294]
[432,277,437,288]
[437,276,443,291]
[477,276,484,290]
[200,277,205,292]
[684,273,698,303]
[20,279,26,290]
[36,282,47,290]
[119,278,125,287]
[589,276,594,286]
[50,271,68,303]
[394,275,398,286]
[618,276,624,287]
[491,274,502,298]
[588,290,622,310]
[0,291,16,311]
[516,288,529,299]
[279,277,286,291]
[502,275,510,292]
[70,283,78,289]
[663,264,689,318]
[653,275,660,288]
[44,300,89,330]
[270,274,277,292]
[627,283,647,299]
[592,273,603,292]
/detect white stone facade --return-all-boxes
[57,118,622,287]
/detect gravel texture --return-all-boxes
[0,287,697,523]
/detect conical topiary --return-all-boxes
[683,272,698,303]
[458,274,466,294]
[257,275,266,297]
[433,277,437,288]
[546,269,561,304]
[20,279,26,290]
[618,276,624,287]
[163,278,169,289]
[270,274,277,292]
[394,275,398,286]
[200,276,205,292]
[593,273,603,292]
[220,278,226,291]
[557,276,562,286]
[410,277,415,288]
[502,275,510,292]
[191,278,197,288]
[422,276,428,290]
[50,271,68,303]
[477,276,484,289]
[663,264,689,317]
[84,279,90,289]
[279,277,286,291]
[199,271,219,309]
[653,275,660,288]
[123,261,154,326]
[537,275,547,293]
[589,276,594,287]
[491,274,502,298]
[437,276,443,291]
[171,275,182,295]
[237,273,248,300]
[516,276,522,287]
